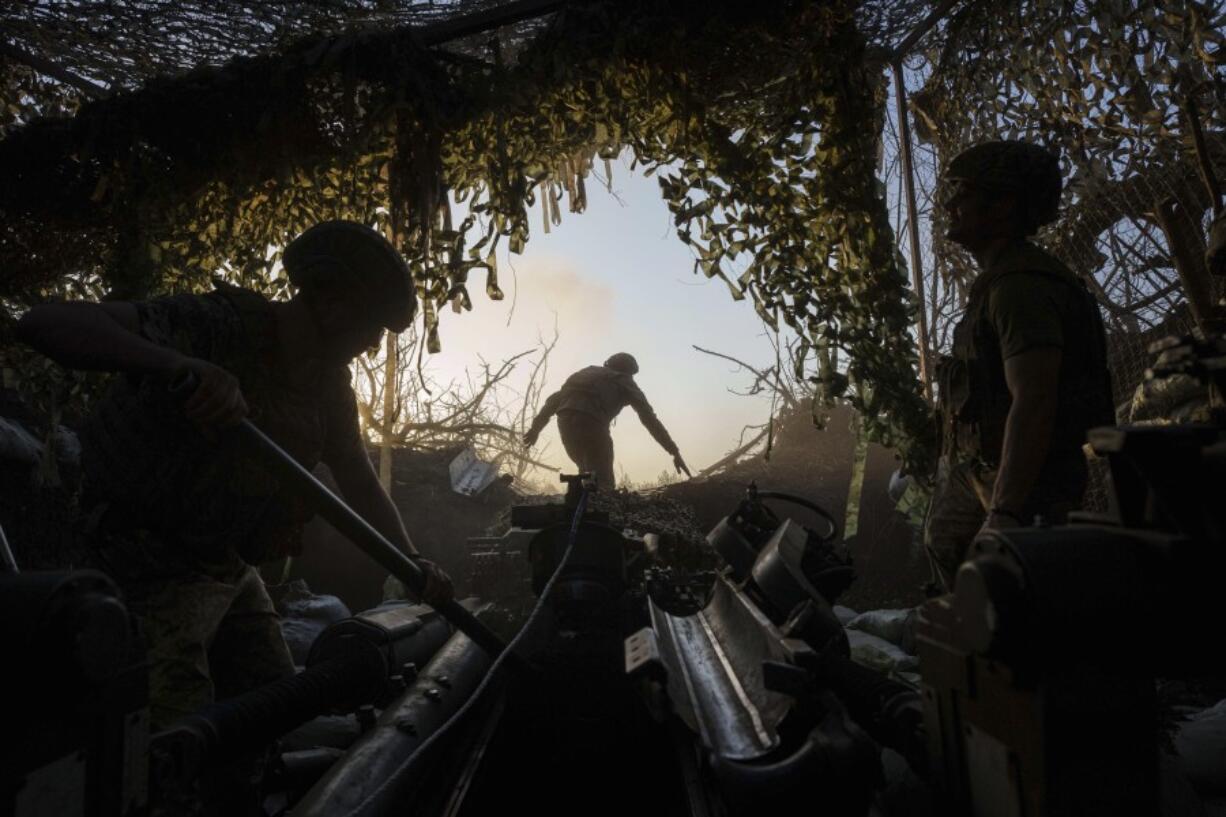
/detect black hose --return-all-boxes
[756,490,839,542]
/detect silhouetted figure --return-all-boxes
[17,221,453,736]
[524,353,690,490]
[926,141,1114,591]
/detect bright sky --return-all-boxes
[422,157,780,485]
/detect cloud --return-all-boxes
[512,253,616,338]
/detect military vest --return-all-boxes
[939,242,1115,467]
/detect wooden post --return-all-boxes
[1154,198,1222,333]
[893,61,933,401]
[378,317,398,492]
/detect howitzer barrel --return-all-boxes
[293,630,493,817]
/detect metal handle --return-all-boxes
[168,370,507,657]
[233,420,507,657]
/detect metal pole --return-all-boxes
[1154,198,1220,334]
[0,521,18,574]
[233,419,509,659]
[893,61,933,402]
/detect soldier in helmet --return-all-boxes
[16,221,454,738]
[523,353,691,490]
[926,140,1115,591]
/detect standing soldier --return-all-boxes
[16,222,453,778]
[926,140,1115,591]
[524,353,690,490]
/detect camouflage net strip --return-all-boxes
[0,1,932,470]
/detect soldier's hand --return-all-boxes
[673,453,692,477]
[523,428,540,447]
[177,357,248,429]
[413,557,454,608]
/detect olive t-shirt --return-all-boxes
[985,244,1083,360]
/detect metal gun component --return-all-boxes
[0,570,147,817]
[307,602,455,711]
[292,630,494,816]
[630,578,792,760]
[628,575,881,810]
[152,601,468,787]
[920,416,1226,817]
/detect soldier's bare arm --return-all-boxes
[989,347,1062,525]
[16,301,247,427]
[323,392,453,605]
[18,301,181,374]
[328,445,413,552]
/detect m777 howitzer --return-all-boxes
[16,405,1224,817]
[919,331,1226,817]
[42,428,1226,817]
[1,474,931,816]
[291,477,928,817]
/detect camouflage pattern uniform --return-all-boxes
[925,142,1115,590]
[80,281,367,728]
[528,364,680,490]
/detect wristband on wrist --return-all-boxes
[989,506,1024,524]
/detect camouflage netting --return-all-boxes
[900,0,1225,401]
[890,0,1226,507]
[1,0,937,472]
[6,0,1223,483]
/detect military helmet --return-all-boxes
[944,140,1063,234]
[604,352,639,375]
[284,220,416,332]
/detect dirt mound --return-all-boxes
[292,445,521,613]
[662,404,926,611]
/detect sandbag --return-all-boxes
[848,607,917,654]
[276,580,352,666]
[847,629,918,675]
[834,605,858,625]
